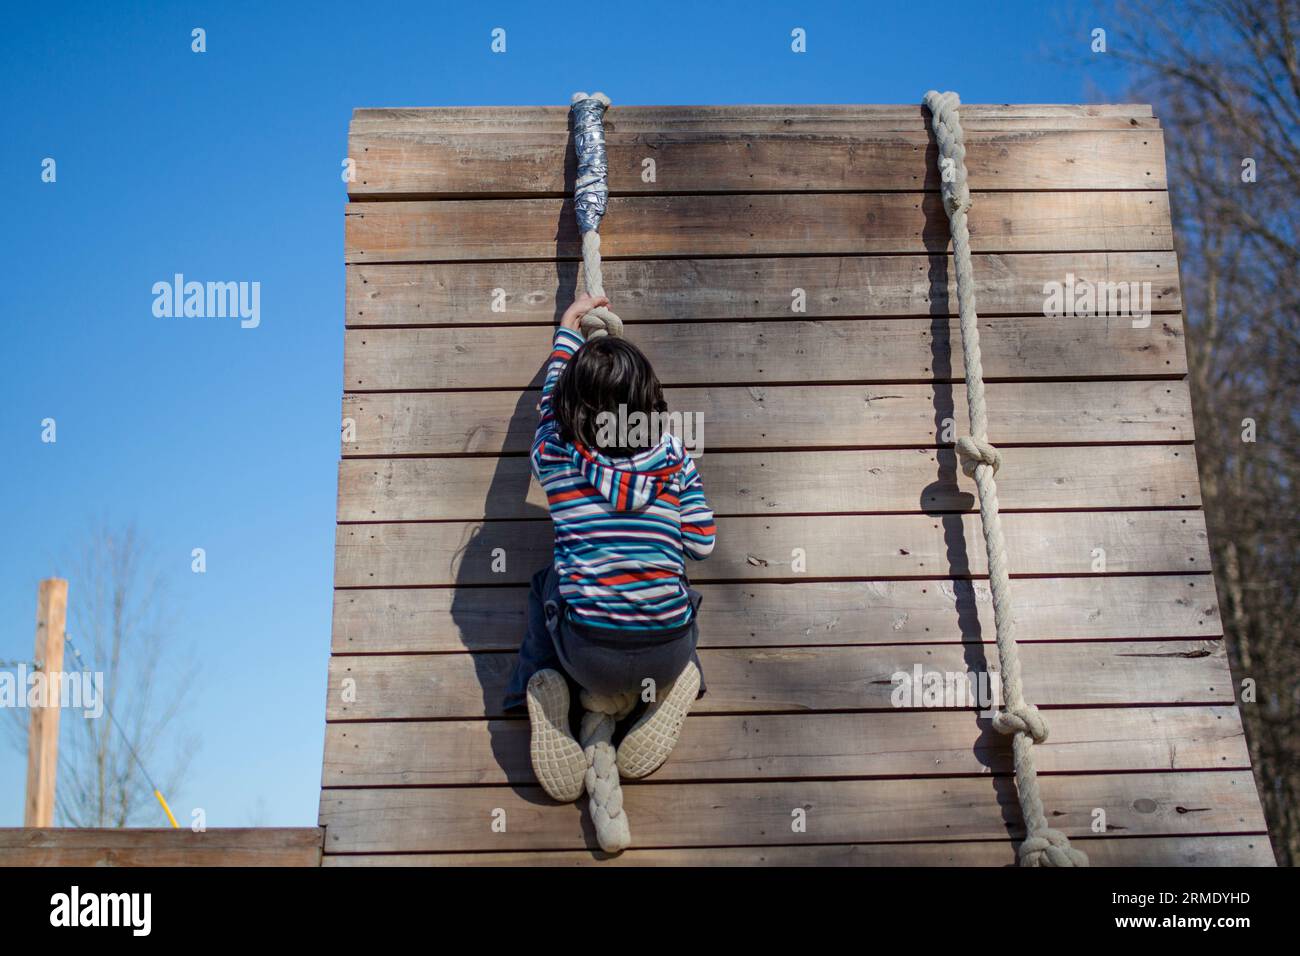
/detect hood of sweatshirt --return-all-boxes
[572,433,686,511]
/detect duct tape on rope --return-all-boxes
[569,92,623,338]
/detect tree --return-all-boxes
[1112,0,1300,864]
[6,524,199,827]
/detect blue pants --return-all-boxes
[502,564,706,713]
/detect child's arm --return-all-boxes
[677,453,717,560]
[530,295,609,477]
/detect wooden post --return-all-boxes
[24,578,68,827]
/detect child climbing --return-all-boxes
[502,291,716,850]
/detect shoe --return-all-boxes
[616,661,701,779]
[526,670,586,802]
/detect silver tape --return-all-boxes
[570,96,610,234]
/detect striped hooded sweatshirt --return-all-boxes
[531,326,717,630]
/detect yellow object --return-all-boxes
[154,789,179,829]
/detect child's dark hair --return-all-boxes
[553,336,667,457]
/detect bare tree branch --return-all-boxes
[1113,0,1300,864]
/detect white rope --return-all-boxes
[578,688,637,852]
[570,91,624,339]
[923,90,1088,868]
[578,231,624,338]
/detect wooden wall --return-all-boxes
[319,104,1273,865]
[0,828,322,867]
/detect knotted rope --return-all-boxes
[570,92,624,339]
[578,688,638,852]
[568,89,632,852]
[923,90,1088,868]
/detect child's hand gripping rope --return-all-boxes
[560,294,610,333]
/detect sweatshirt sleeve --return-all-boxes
[530,326,585,479]
[677,452,717,560]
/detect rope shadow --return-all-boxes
[447,139,608,850]
[918,224,1022,853]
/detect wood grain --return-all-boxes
[331,575,1222,654]
[322,705,1249,787]
[340,380,1194,455]
[334,510,1209,587]
[319,771,1264,854]
[323,834,1273,866]
[324,639,1232,721]
[344,316,1187,390]
[349,130,1167,197]
[337,445,1201,522]
[351,104,1158,138]
[345,252,1181,326]
[345,193,1174,263]
[0,828,323,867]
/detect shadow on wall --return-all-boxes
[449,141,607,848]
[919,186,1022,851]
[444,129,1026,855]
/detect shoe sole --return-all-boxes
[616,662,701,779]
[526,670,587,802]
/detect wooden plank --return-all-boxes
[341,380,1193,455]
[338,446,1201,522]
[354,104,1156,119]
[351,105,1158,137]
[349,130,1167,197]
[318,771,1262,854]
[322,705,1249,787]
[324,834,1274,867]
[344,316,1187,391]
[344,193,1174,263]
[346,252,1182,326]
[325,639,1232,721]
[356,117,1162,135]
[355,104,1155,118]
[332,575,1222,654]
[334,510,1209,587]
[0,828,323,867]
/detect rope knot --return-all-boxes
[954,435,1002,476]
[993,703,1049,744]
[1018,828,1089,867]
[925,87,1088,869]
[579,305,624,339]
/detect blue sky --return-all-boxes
[0,0,1129,826]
